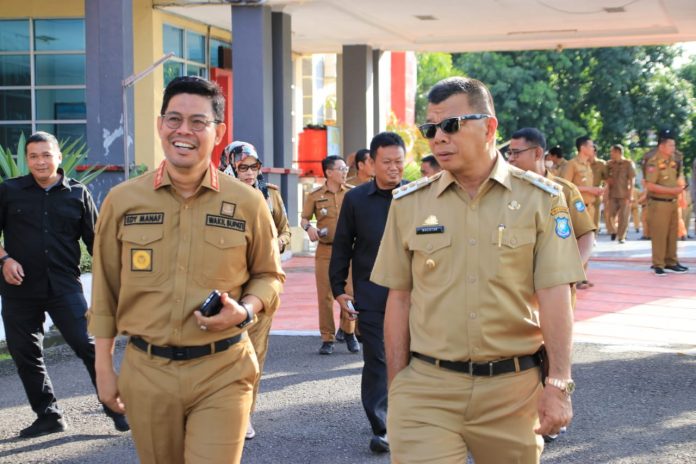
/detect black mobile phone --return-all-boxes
[200,290,223,317]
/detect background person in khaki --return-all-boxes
[605,144,636,243]
[89,76,285,464]
[644,132,689,276]
[301,156,357,355]
[546,146,567,177]
[219,140,291,440]
[346,148,374,187]
[589,145,608,231]
[508,127,596,316]
[563,136,602,223]
[371,77,585,464]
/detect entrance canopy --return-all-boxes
[155,0,696,52]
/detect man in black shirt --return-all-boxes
[330,132,407,454]
[0,131,128,438]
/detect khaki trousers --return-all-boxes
[648,199,679,268]
[606,197,630,240]
[119,337,258,464]
[592,196,602,230]
[247,312,273,412]
[315,243,354,342]
[388,358,543,464]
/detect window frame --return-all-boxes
[0,18,86,146]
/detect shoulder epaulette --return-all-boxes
[393,172,443,199]
[512,169,561,196]
[267,183,279,190]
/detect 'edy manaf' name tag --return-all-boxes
[206,214,246,232]
[416,225,445,234]
[124,212,164,225]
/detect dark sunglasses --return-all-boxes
[418,114,490,139]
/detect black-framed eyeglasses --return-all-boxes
[161,113,221,132]
[507,146,539,158]
[418,114,490,139]
[237,163,261,173]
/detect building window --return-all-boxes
[162,24,230,86]
[0,18,86,149]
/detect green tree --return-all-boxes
[415,52,457,123]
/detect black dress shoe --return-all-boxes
[19,416,68,438]
[611,234,616,241]
[109,413,130,432]
[345,333,361,353]
[665,264,688,273]
[369,434,389,453]
[335,328,346,342]
[319,342,334,355]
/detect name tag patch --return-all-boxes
[206,214,246,232]
[124,212,164,226]
[131,249,153,271]
[416,225,445,234]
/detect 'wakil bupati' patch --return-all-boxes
[206,214,246,232]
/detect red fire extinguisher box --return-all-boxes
[298,125,327,177]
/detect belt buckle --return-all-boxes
[468,361,473,376]
[489,361,494,376]
[171,347,189,360]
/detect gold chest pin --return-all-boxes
[508,200,521,210]
[423,215,438,226]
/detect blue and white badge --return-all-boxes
[555,217,571,239]
[574,200,586,212]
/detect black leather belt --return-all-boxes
[130,334,242,361]
[411,351,541,376]
[649,197,676,203]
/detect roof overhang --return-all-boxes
[153,0,696,53]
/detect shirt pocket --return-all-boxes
[53,205,82,237]
[408,234,452,287]
[490,227,536,278]
[120,227,167,286]
[196,227,248,289]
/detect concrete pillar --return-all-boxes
[232,5,273,165]
[85,0,133,204]
[341,45,373,155]
[271,11,298,225]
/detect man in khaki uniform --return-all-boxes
[644,133,689,276]
[563,136,603,225]
[605,145,636,243]
[508,127,596,316]
[546,146,567,177]
[301,156,357,355]
[89,76,285,464]
[346,148,374,187]
[372,77,585,464]
[219,140,291,440]
[589,145,607,231]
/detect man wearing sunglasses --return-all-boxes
[371,77,585,463]
[220,140,290,440]
[301,156,358,355]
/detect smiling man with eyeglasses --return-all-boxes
[89,76,284,463]
[371,77,585,463]
[301,155,358,356]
